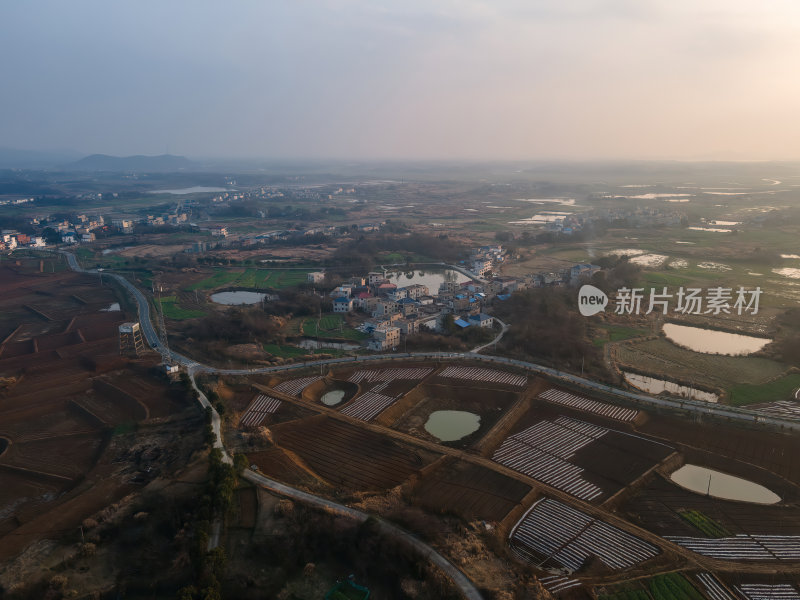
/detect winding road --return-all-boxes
[60,250,800,598]
[62,250,800,431]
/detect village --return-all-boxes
[311,244,601,352]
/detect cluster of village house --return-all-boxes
[308,245,602,351]
[0,210,196,251]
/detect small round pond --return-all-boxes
[321,390,346,407]
[424,410,480,442]
[671,464,780,504]
[210,290,267,305]
[663,323,771,356]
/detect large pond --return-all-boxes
[383,269,470,293]
[424,410,481,442]
[321,390,346,407]
[671,464,780,504]
[210,291,267,305]
[623,372,719,403]
[663,323,771,356]
[149,186,230,195]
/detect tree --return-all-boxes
[177,585,198,600]
[233,453,249,475]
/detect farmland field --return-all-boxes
[678,510,732,538]
[622,476,800,538]
[491,405,674,502]
[185,267,311,291]
[269,415,440,490]
[391,382,520,448]
[411,458,531,522]
[647,573,705,600]
[615,337,789,392]
[0,264,203,561]
[729,374,800,406]
[158,295,206,320]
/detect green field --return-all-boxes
[678,510,732,538]
[647,573,704,600]
[158,296,206,320]
[599,588,651,600]
[186,268,311,291]
[302,315,368,341]
[593,324,649,347]
[617,338,788,390]
[263,344,309,359]
[730,373,800,407]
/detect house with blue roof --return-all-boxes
[333,296,353,313]
[469,313,494,328]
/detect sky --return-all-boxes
[2,0,800,161]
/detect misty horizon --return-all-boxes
[3,1,800,162]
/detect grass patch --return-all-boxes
[678,510,732,538]
[302,315,368,341]
[263,344,309,358]
[186,269,242,290]
[158,296,206,320]
[729,373,800,407]
[594,324,649,346]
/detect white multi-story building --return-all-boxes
[368,325,400,351]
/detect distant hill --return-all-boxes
[66,154,197,172]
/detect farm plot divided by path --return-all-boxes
[340,385,398,422]
[539,388,639,422]
[540,575,582,595]
[272,376,322,396]
[492,415,672,502]
[747,400,800,420]
[437,366,527,387]
[666,534,800,561]
[696,573,735,600]
[510,498,660,571]
[239,394,282,428]
[412,460,532,522]
[622,476,800,538]
[348,367,433,383]
[736,584,800,600]
[270,416,439,490]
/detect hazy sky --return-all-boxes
[2,0,800,161]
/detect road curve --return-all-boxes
[471,317,509,353]
[60,253,483,598]
[61,250,800,432]
[242,469,485,600]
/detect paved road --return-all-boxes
[62,250,800,432]
[242,469,485,600]
[60,251,800,590]
[471,317,509,353]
